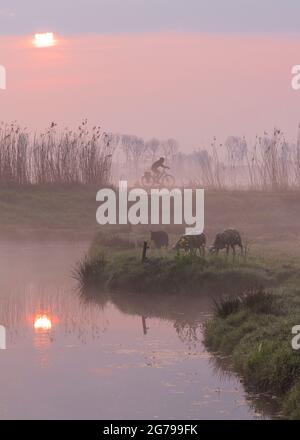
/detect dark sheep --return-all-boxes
[210,229,243,255]
[150,231,169,249]
[173,233,206,257]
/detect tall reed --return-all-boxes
[0,121,116,185]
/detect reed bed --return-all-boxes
[178,127,300,191]
[0,121,116,185]
[1,121,300,190]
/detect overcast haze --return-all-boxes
[1,2,300,149]
[1,1,300,35]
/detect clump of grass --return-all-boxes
[212,296,242,318]
[72,253,107,289]
[283,381,300,419]
[242,288,283,315]
[212,288,281,319]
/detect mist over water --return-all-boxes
[0,239,273,419]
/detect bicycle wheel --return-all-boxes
[161,174,175,187]
[141,174,155,188]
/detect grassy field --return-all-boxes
[0,184,100,239]
[2,184,300,247]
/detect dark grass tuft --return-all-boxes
[72,253,107,289]
[212,295,242,318]
[212,288,282,319]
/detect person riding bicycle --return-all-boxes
[151,157,169,181]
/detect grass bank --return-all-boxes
[73,245,292,295]
[204,287,300,419]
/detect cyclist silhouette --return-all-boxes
[151,157,169,181]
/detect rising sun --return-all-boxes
[33,32,56,48]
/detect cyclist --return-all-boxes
[151,157,169,181]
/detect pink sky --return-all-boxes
[0,33,299,149]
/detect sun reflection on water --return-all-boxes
[34,314,52,332]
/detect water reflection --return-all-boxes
[34,315,53,331]
[0,287,207,351]
[0,240,278,419]
[83,289,210,350]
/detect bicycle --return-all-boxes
[141,169,175,188]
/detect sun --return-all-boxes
[34,314,52,331]
[33,32,56,48]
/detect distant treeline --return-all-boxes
[116,127,300,191]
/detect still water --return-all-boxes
[0,240,271,420]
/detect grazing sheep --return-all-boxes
[210,229,243,255]
[173,233,206,257]
[150,230,169,249]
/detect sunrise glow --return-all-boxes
[34,314,52,331]
[33,33,56,48]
